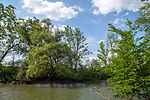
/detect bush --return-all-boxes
[0,66,17,83]
[55,66,108,81]
[16,61,28,80]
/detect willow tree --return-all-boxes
[25,19,72,80]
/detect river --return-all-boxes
[0,81,122,100]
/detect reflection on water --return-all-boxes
[0,81,121,100]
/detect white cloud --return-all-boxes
[51,25,66,33]
[93,51,99,54]
[113,18,126,25]
[58,25,67,31]
[86,37,98,47]
[125,12,129,16]
[72,5,84,12]
[88,56,97,61]
[90,19,97,23]
[23,16,37,21]
[23,16,30,20]
[91,0,145,15]
[22,0,83,21]
[97,40,104,44]
[52,25,75,33]
[86,37,96,43]
[93,9,100,15]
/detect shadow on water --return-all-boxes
[0,81,122,100]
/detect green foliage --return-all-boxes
[16,61,28,80]
[97,33,118,68]
[0,64,4,79]
[55,66,106,81]
[135,1,150,33]
[107,25,137,97]
[55,66,74,80]
[0,66,17,82]
[97,41,109,67]
[97,2,150,99]
[0,3,107,83]
[0,3,30,64]
[26,42,71,79]
[63,26,90,71]
[0,3,16,62]
[107,24,150,99]
[24,19,72,80]
[93,67,108,80]
[55,58,107,81]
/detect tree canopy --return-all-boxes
[97,1,150,99]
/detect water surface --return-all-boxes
[0,81,121,100]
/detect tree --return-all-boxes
[97,33,118,68]
[135,1,150,33]
[97,1,150,99]
[131,1,150,99]
[0,3,27,64]
[107,25,139,98]
[0,3,30,81]
[0,3,17,63]
[63,26,89,71]
[25,19,72,80]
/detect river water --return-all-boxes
[0,81,122,100]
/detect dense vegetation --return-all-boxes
[97,1,150,99]
[0,3,106,82]
[0,0,150,99]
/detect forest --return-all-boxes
[0,0,150,99]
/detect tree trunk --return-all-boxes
[0,47,12,63]
[49,65,56,80]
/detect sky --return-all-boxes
[1,0,147,61]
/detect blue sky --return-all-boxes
[1,0,146,61]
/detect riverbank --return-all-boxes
[0,79,107,85]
